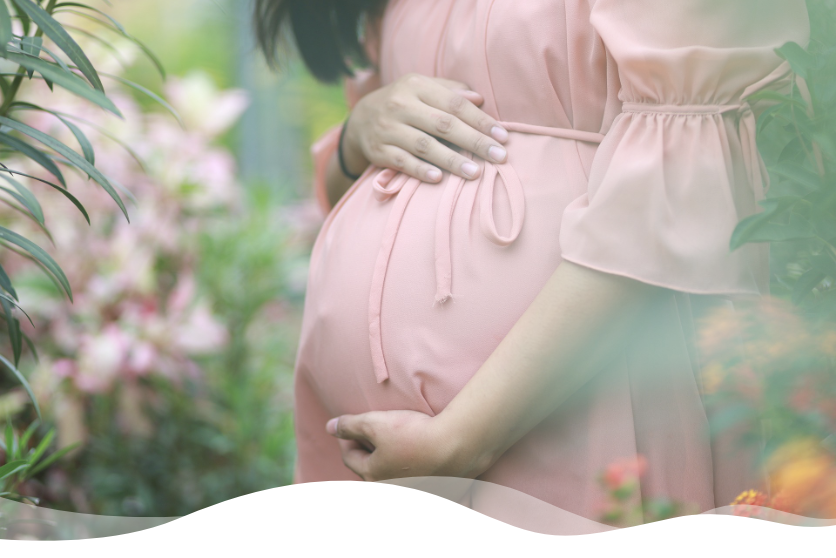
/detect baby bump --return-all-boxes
[296,134,593,417]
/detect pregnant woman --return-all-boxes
[255,0,809,527]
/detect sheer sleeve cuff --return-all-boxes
[559,103,770,296]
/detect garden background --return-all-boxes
[0,0,348,517]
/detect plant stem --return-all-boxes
[0,68,27,117]
[0,0,59,116]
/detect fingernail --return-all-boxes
[491,126,509,142]
[462,162,479,178]
[488,146,507,163]
[426,168,442,182]
[326,417,339,436]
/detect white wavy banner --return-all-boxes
[1,479,834,555]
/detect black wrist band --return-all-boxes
[338,119,362,181]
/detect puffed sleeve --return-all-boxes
[559,0,810,295]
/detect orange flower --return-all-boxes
[731,490,769,517]
[767,439,836,519]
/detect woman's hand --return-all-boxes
[341,73,510,184]
[326,410,493,482]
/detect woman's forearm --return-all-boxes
[436,261,658,476]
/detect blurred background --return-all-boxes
[0,0,349,517]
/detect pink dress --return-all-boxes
[295,0,810,528]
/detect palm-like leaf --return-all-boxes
[0,0,166,454]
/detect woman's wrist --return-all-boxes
[339,112,370,179]
[432,405,504,478]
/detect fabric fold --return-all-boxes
[559,0,811,296]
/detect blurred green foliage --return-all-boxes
[733,0,836,312]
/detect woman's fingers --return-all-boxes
[418,81,509,144]
[391,126,484,180]
[429,77,485,106]
[328,414,377,444]
[368,143,445,183]
[338,439,373,479]
[408,109,508,169]
[348,73,509,183]
[456,90,485,107]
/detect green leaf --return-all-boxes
[0,116,127,221]
[0,461,28,481]
[792,269,826,304]
[25,429,54,473]
[3,52,121,117]
[0,291,32,327]
[776,42,815,80]
[747,90,807,110]
[57,114,95,165]
[20,37,42,57]
[11,0,104,91]
[3,422,13,457]
[0,262,18,301]
[20,36,43,78]
[12,102,95,165]
[0,167,90,224]
[53,4,166,79]
[756,104,786,134]
[813,131,836,164]
[19,420,39,452]
[0,173,45,225]
[101,73,182,126]
[28,441,79,476]
[1,297,22,367]
[0,2,13,54]
[15,39,74,78]
[10,1,30,36]
[0,225,72,301]
[0,132,66,187]
[59,23,130,70]
[33,109,145,171]
[21,331,37,363]
[731,210,816,251]
[731,210,780,251]
[748,213,817,244]
[810,254,836,278]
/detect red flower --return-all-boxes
[602,455,648,490]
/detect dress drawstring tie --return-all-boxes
[368,121,606,384]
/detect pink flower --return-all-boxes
[52,359,77,379]
[74,326,131,394]
[164,72,249,138]
[127,342,158,377]
[602,455,648,490]
[173,304,228,355]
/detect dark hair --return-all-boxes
[253,0,387,83]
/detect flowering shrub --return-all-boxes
[0,25,318,513]
[698,298,836,520]
[596,455,699,527]
[0,0,172,504]
[731,1,836,307]
[0,60,244,439]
